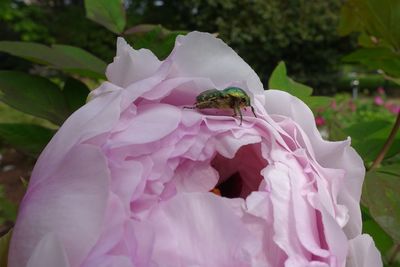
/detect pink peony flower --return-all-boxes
[315,116,326,127]
[374,96,384,106]
[8,32,382,267]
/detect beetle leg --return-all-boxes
[251,106,257,117]
[232,107,237,117]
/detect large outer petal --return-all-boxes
[106,38,162,88]
[165,31,264,96]
[30,90,122,187]
[146,193,260,267]
[26,233,70,267]
[9,144,110,267]
[263,90,364,238]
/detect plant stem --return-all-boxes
[368,112,400,171]
[388,244,400,265]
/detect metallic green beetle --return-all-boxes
[185,87,257,125]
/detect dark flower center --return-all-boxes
[216,172,243,198]
[211,143,267,199]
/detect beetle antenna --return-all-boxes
[183,106,196,109]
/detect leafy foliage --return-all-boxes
[337,3,400,263]
[127,0,355,91]
[338,0,400,50]
[344,121,400,162]
[85,0,126,34]
[339,0,400,85]
[0,124,54,156]
[0,229,12,267]
[0,187,16,227]
[0,0,52,43]
[363,165,400,243]
[362,211,394,257]
[0,42,107,79]
[124,24,186,60]
[0,71,89,125]
[268,61,332,110]
[343,48,400,78]
[63,78,90,112]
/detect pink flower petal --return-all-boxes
[347,235,382,267]
[31,91,122,187]
[146,193,261,266]
[107,38,161,87]
[26,233,69,267]
[264,90,364,238]
[110,103,181,145]
[9,145,110,267]
[169,32,264,96]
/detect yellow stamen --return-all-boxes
[210,188,221,196]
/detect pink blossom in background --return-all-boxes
[385,103,400,114]
[349,100,357,112]
[374,96,384,106]
[315,116,326,127]
[390,105,400,114]
[331,100,337,110]
[8,32,382,267]
[376,87,385,95]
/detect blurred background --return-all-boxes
[0,0,399,266]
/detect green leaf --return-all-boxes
[289,79,313,98]
[379,164,400,176]
[343,48,395,62]
[0,123,54,156]
[268,61,332,111]
[344,120,400,162]
[0,42,59,65]
[0,187,17,225]
[0,72,89,125]
[363,219,394,254]
[386,76,400,86]
[51,45,107,78]
[303,96,333,110]
[0,229,12,267]
[268,61,290,92]
[337,1,363,36]
[268,61,312,98]
[62,77,89,113]
[362,204,394,257]
[363,165,400,243]
[344,120,392,140]
[85,0,126,34]
[343,47,400,77]
[339,0,400,50]
[359,138,400,162]
[0,71,69,125]
[125,25,186,59]
[0,42,106,79]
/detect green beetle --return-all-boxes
[185,87,257,125]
